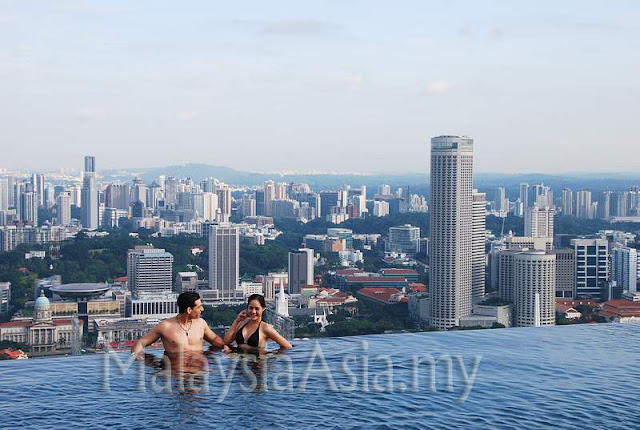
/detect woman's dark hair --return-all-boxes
[177,291,200,313]
[247,294,266,309]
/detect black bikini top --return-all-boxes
[235,321,261,347]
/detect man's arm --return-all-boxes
[203,321,224,348]
[131,324,162,356]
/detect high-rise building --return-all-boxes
[242,194,256,217]
[84,156,96,173]
[372,200,389,217]
[561,188,573,216]
[495,187,508,213]
[519,183,530,209]
[29,174,45,207]
[472,189,486,298]
[387,224,420,255]
[209,224,239,296]
[216,183,232,221]
[288,248,314,294]
[612,246,638,292]
[127,246,174,296]
[571,238,608,299]
[429,135,473,329]
[105,183,130,210]
[81,156,98,229]
[264,180,276,216]
[576,190,592,219]
[20,191,38,225]
[0,282,10,314]
[552,248,576,298]
[378,184,391,196]
[597,191,611,219]
[255,189,266,216]
[55,192,72,226]
[514,251,556,327]
[524,205,554,239]
[0,177,9,211]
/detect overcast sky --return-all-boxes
[1,0,639,174]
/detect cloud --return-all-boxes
[175,111,197,120]
[425,80,454,94]
[257,19,341,36]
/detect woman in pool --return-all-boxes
[224,294,292,353]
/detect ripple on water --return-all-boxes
[1,323,640,429]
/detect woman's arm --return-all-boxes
[263,323,292,349]
[223,310,247,345]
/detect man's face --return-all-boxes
[188,299,204,319]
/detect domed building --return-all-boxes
[0,291,82,355]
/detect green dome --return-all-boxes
[35,291,50,308]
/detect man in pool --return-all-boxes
[130,291,224,361]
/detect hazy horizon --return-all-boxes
[2,1,640,173]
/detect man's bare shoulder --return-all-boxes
[155,317,178,330]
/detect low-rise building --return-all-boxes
[357,288,407,305]
[0,293,82,354]
[600,299,640,323]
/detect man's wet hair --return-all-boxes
[177,291,201,313]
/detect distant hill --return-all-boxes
[101,163,640,198]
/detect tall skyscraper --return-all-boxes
[495,187,508,213]
[612,246,638,292]
[209,224,239,296]
[55,192,72,226]
[20,191,38,225]
[264,180,276,216]
[215,183,232,221]
[429,135,473,329]
[84,156,96,173]
[81,156,98,229]
[0,177,8,211]
[31,174,45,206]
[288,248,314,294]
[524,205,555,239]
[561,188,573,216]
[472,189,487,298]
[105,183,130,210]
[576,190,592,219]
[597,191,611,219]
[127,246,174,296]
[519,183,530,209]
[514,251,556,327]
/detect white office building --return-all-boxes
[612,246,638,292]
[429,135,474,329]
[209,224,240,298]
[514,250,556,327]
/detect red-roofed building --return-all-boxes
[336,269,364,276]
[380,268,420,282]
[408,283,427,293]
[555,303,581,319]
[357,288,407,305]
[601,300,640,323]
[556,299,600,308]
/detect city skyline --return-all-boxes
[2,1,640,173]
